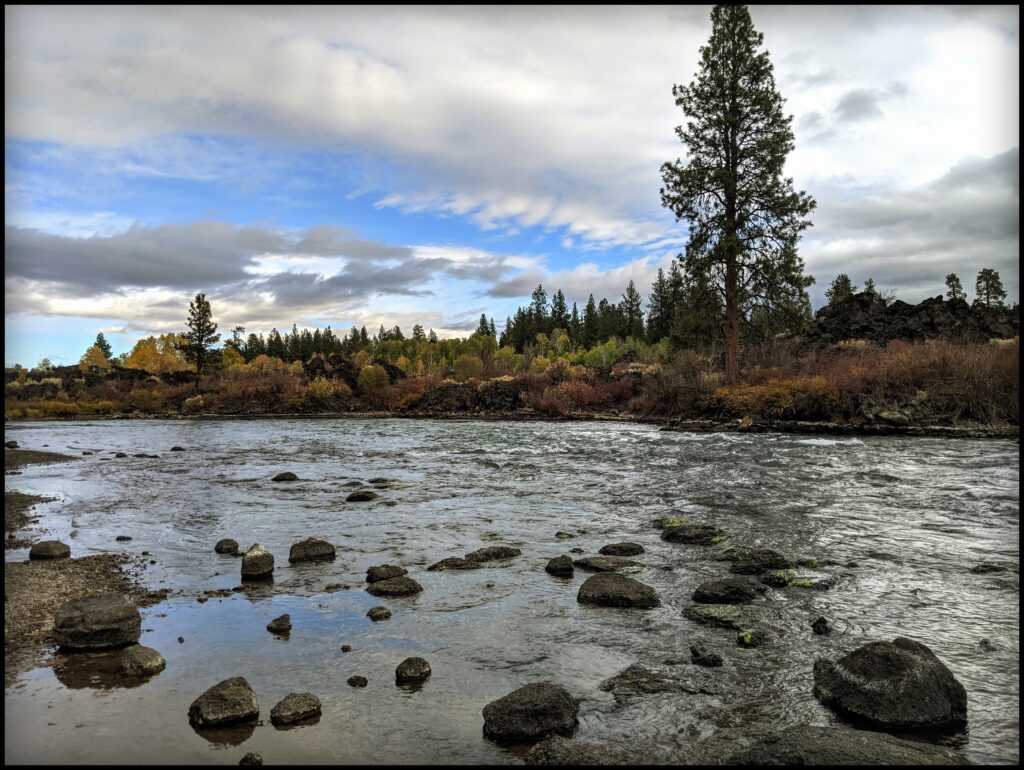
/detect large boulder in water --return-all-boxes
[53,594,141,649]
[483,683,579,741]
[724,724,967,765]
[188,677,259,726]
[729,548,793,575]
[692,577,762,604]
[288,537,336,563]
[365,575,422,597]
[813,637,968,731]
[241,544,274,578]
[29,540,71,560]
[577,572,660,609]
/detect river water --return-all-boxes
[3,418,1019,764]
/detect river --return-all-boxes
[3,418,1019,764]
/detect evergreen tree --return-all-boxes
[477,313,493,337]
[945,273,966,302]
[974,268,1007,309]
[488,317,497,338]
[551,289,570,330]
[428,328,439,343]
[621,280,645,340]
[359,326,370,346]
[825,274,857,304]
[582,294,598,348]
[672,259,724,351]
[227,326,245,353]
[646,268,671,343]
[660,4,815,383]
[499,316,512,348]
[412,323,426,341]
[94,332,113,361]
[529,284,551,336]
[863,277,877,297]
[569,302,581,347]
[182,292,221,381]
[266,328,286,359]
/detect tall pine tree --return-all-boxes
[182,292,221,383]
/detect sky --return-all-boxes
[4,5,1019,367]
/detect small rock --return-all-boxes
[554,531,574,540]
[367,606,392,621]
[736,627,772,647]
[690,644,723,667]
[215,538,239,555]
[346,490,378,502]
[5,440,19,449]
[188,677,259,726]
[545,555,574,577]
[683,604,757,630]
[652,515,687,529]
[395,657,431,685]
[482,683,578,742]
[121,644,166,676]
[347,675,368,687]
[573,556,638,573]
[288,537,336,563]
[729,548,793,575]
[29,540,71,560]
[115,535,133,542]
[812,616,832,635]
[978,638,996,652]
[366,576,422,597]
[238,752,263,766]
[366,564,408,583]
[465,546,521,563]
[340,644,352,652]
[525,735,644,765]
[241,544,274,579]
[53,594,141,649]
[272,472,298,482]
[270,692,321,725]
[569,547,585,554]
[428,557,482,571]
[577,572,660,609]
[170,446,185,452]
[325,583,345,592]
[82,451,93,455]
[692,577,762,604]
[178,636,185,644]
[115,452,128,458]
[266,614,291,634]
[661,523,725,545]
[759,569,796,587]
[598,542,644,556]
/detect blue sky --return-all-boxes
[4,5,1019,366]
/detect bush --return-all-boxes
[707,376,838,420]
[357,365,390,394]
[452,354,484,382]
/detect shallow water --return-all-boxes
[3,418,1019,764]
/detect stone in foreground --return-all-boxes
[811,616,832,635]
[188,677,259,726]
[241,544,274,578]
[598,542,645,556]
[270,692,321,725]
[53,593,141,649]
[683,603,756,630]
[724,725,966,765]
[483,683,579,742]
[29,540,71,560]
[288,537,336,563]
[692,577,761,604]
[215,538,239,555]
[395,657,432,685]
[121,644,166,676]
[365,575,423,597]
[347,675,368,687]
[366,564,408,583]
[545,555,574,577]
[813,637,968,731]
[577,572,660,609]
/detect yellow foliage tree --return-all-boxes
[80,344,113,372]
[221,347,244,368]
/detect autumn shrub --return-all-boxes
[705,376,838,420]
[530,380,613,415]
[452,354,484,382]
[6,399,81,418]
[631,350,715,416]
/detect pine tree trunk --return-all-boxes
[725,257,739,385]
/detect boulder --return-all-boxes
[367,606,392,621]
[270,692,321,725]
[813,637,968,731]
[599,663,721,700]
[690,644,723,667]
[729,548,793,575]
[577,572,660,609]
[266,614,291,634]
[428,557,482,571]
[483,683,579,742]
[661,524,724,545]
[366,576,423,597]
[545,555,574,577]
[724,724,966,765]
[395,657,432,685]
[215,538,239,555]
[53,594,141,649]
[288,537,336,563]
[692,577,762,604]
[346,490,378,502]
[347,675,368,687]
[366,564,408,583]
[272,472,298,482]
[241,544,274,579]
[598,542,645,557]
[465,546,521,563]
[121,644,166,676]
[115,452,128,458]
[29,540,71,560]
[188,677,259,726]
[573,556,638,573]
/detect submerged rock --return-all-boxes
[483,683,579,742]
[759,569,795,588]
[270,692,321,725]
[811,616,832,635]
[545,555,574,577]
[346,490,378,502]
[465,546,521,563]
[188,677,259,726]
[554,531,575,540]
[690,644,723,667]
[724,724,966,765]
[683,604,756,630]
[729,548,793,575]
[692,577,762,605]
[569,547,585,554]
[366,564,408,583]
[170,446,185,452]
[272,472,298,482]
[240,544,274,579]
[971,561,1018,574]
[29,540,71,560]
[598,542,645,557]
[652,515,688,530]
[395,657,432,685]
[525,735,646,765]
[428,556,482,571]
[53,593,141,649]
[365,576,423,597]
[599,663,721,700]
[573,556,638,573]
[661,524,724,545]
[215,538,239,555]
[577,572,660,609]
[367,606,392,621]
[121,644,166,676]
[736,627,773,647]
[813,637,968,731]
[266,614,291,634]
[288,537,336,563]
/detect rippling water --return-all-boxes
[3,418,1019,764]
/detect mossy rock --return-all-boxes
[760,569,795,588]
[653,516,688,530]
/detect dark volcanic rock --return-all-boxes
[661,524,724,545]
[366,564,408,583]
[241,544,274,578]
[272,472,298,482]
[525,735,646,765]
[270,692,321,725]
[428,556,482,571]
[215,538,239,555]
[238,752,263,765]
[465,546,521,563]
[724,724,966,765]
[690,644,723,667]
[573,556,638,572]
[729,548,793,575]
[367,606,392,621]
[188,677,259,726]
[577,572,660,609]
[29,540,71,560]
[483,683,579,742]
[115,535,133,541]
[341,644,353,652]
[598,542,644,556]
[365,576,423,597]
[347,675,368,687]
[288,537,336,563]
[395,657,432,685]
[813,637,968,731]
[53,593,141,649]
[692,577,761,604]
[266,614,291,634]
[812,616,832,635]
[346,490,378,502]
[121,644,166,676]
[545,555,574,577]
